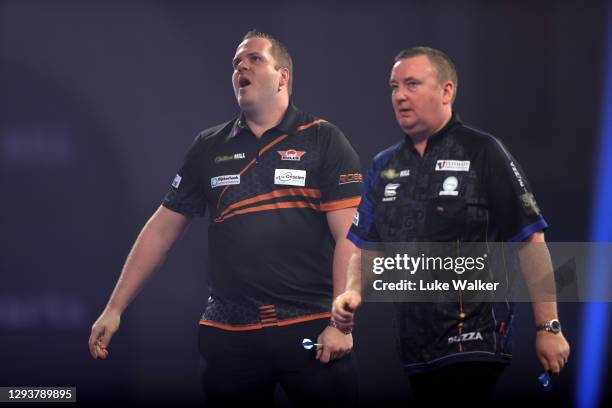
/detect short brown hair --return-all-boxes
[243,30,294,96]
[395,46,458,102]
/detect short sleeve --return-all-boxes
[347,158,383,248]
[483,137,548,242]
[317,123,363,211]
[161,134,207,217]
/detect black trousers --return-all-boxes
[408,361,507,406]
[198,319,357,407]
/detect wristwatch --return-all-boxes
[328,319,352,335]
[536,319,562,334]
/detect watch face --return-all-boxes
[550,320,561,333]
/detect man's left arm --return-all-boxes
[315,207,357,363]
[520,231,570,375]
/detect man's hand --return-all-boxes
[316,325,353,364]
[332,290,362,326]
[88,309,121,359]
[536,331,570,375]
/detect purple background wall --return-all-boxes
[0,0,607,406]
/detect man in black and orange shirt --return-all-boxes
[88,31,362,407]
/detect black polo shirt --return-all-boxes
[348,113,548,372]
[162,104,362,330]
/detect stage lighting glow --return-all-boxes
[576,3,612,407]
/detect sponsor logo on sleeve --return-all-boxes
[274,169,306,186]
[171,174,182,188]
[520,192,541,215]
[352,211,360,226]
[277,149,306,161]
[339,173,363,185]
[510,161,526,188]
[435,160,470,172]
[210,174,240,188]
[439,176,459,196]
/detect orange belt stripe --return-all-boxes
[199,312,331,331]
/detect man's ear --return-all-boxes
[279,67,289,91]
[442,81,455,105]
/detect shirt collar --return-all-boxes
[228,102,301,139]
[404,111,462,151]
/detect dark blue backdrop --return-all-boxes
[1,0,608,406]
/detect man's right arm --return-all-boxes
[332,248,381,326]
[88,205,191,359]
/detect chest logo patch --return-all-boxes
[274,169,306,186]
[277,149,306,161]
[380,168,400,179]
[214,153,246,164]
[211,174,240,188]
[382,183,400,202]
[435,160,470,172]
[439,176,459,196]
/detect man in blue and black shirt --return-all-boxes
[333,47,570,404]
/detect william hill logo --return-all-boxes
[214,153,246,164]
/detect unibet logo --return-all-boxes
[384,183,400,197]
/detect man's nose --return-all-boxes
[394,89,407,103]
[236,60,250,72]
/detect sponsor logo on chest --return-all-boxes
[274,169,306,186]
[277,149,306,161]
[381,168,410,179]
[382,183,400,202]
[210,174,240,188]
[439,176,459,196]
[214,153,246,164]
[435,160,470,172]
